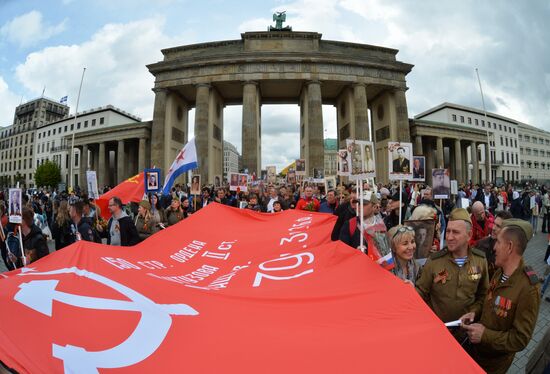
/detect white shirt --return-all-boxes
[267,197,278,212]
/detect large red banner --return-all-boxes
[0,204,483,373]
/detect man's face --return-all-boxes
[326,191,336,203]
[361,202,374,218]
[473,205,486,222]
[434,173,444,185]
[494,229,512,267]
[373,203,380,215]
[484,185,491,195]
[492,217,503,239]
[397,148,405,158]
[423,189,432,200]
[417,228,427,244]
[446,220,470,253]
[304,187,313,198]
[108,199,119,215]
[270,188,278,198]
[414,159,420,168]
[217,189,225,199]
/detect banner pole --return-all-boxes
[18,225,26,267]
[359,180,364,253]
[399,179,403,226]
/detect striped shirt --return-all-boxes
[500,273,510,283]
[454,256,468,268]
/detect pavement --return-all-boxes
[0,230,548,373]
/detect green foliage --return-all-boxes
[35,160,61,188]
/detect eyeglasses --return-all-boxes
[392,226,415,239]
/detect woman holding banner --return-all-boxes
[387,225,419,285]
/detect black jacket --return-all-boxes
[102,214,140,246]
[50,218,73,250]
[22,224,49,263]
[331,202,356,241]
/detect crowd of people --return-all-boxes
[0,178,548,373]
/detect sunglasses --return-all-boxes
[392,226,415,239]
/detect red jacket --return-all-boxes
[296,197,320,212]
[469,211,494,246]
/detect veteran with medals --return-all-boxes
[461,219,541,374]
[415,208,489,329]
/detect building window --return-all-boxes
[481,120,485,126]
[468,117,472,124]
[515,154,518,164]
[513,128,516,134]
[77,122,81,129]
[64,125,67,132]
[514,139,517,148]
[505,138,508,147]
[71,124,74,131]
[475,119,479,125]
[500,136,503,146]
[100,117,105,124]
[460,116,464,123]
[92,119,96,126]
[84,120,88,128]
[452,114,457,121]
[499,124,502,131]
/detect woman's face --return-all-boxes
[394,233,416,261]
[182,199,189,208]
[171,200,180,209]
[152,195,158,204]
[138,206,146,216]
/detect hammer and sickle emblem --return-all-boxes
[126,175,140,184]
[15,267,198,373]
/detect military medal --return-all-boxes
[434,269,448,284]
[468,265,481,281]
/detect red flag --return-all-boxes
[0,204,483,373]
[96,172,144,220]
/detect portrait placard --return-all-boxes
[266,166,277,184]
[325,176,336,193]
[286,169,296,185]
[8,188,22,224]
[404,219,436,262]
[410,156,425,182]
[337,149,350,176]
[295,159,306,176]
[432,168,450,199]
[86,170,100,199]
[190,175,201,195]
[346,139,376,180]
[214,175,222,188]
[388,142,413,181]
[145,168,161,193]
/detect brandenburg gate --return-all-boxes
[147,28,414,184]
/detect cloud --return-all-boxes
[14,17,191,120]
[0,75,20,126]
[0,10,66,47]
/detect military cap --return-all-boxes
[139,200,151,210]
[502,218,533,241]
[449,208,472,225]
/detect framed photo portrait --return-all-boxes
[145,168,161,193]
[337,149,350,176]
[432,168,450,199]
[8,188,22,224]
[410,156,425,182]
[404,219,436,262]
[388,142,413,181]
[190,174,201,195]
[346,139,376,180]
[295,159,306,176]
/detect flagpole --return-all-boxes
[69,67,86,192]
[475,68,491,183]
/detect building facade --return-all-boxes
[34,105,141,187]
[223,140,240,179]
[324,138,338,176]
[415,103,520,184]
[518,122,550,182]
[0,97,69,188]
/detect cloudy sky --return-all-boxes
[1,0,548,170]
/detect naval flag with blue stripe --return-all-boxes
[162,138,198,195]
[59,96,68,104]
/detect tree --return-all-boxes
[13,172,26,187]
[35,160,61,189]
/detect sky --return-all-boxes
[1,0,549,170]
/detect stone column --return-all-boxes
[454,139,463,183]
[194,84,211,182]
[79,144,88,190]
[393,89,411,142]
[485,144,491,184]
[117,140,125,183]
[150,88,167,171]
[138,138,146,171]
[425,139,434,186]
[471,141,479,184]
[353,83,369,140]
[305,80,324,175]
[436,137,444,168]
[415,135,423,155]
[242,81,261,176]
[98,142,106,188]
